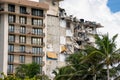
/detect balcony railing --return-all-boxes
[9,29,45,38]
[20,11,30,15]
[0,10,45,19]
[8,61,45,66]
[8,51,45,57]
[9,23,45,29]
[8,42,45,47]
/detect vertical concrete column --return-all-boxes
[0,14,8,76]
[27,7,31,25]
[42,10,47,74]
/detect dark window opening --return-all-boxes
[20,6,28,14]
[32,8,43,17]
[8,4,15,12]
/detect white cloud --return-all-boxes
[60,0,120,48]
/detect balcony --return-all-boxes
[28,32,45,38]
[9,29,45,38]
[8,61,45,67]
[8,62,23,65]
[8,51,45,57]
[0,10,45,19]
[9,23,45,29]
[20,11,30,15]
[8,42,45,47]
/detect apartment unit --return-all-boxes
[0,0,48,76]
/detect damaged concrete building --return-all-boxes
[45,0,103,79]
[0,0,103,79]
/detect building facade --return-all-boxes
[0,0,48,76]
[0,0,103,79]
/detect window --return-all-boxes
[60,36,66,45]
[8,44,14,52]
[66,22,70,29]
[32,28,43,35]
[7,65,13,74]
[8,14,15,23]
[20,45,25,53]
[32,56,42,64]
[19,36,26,43]
[8,55,14,63]
[19,16,27,24]
[60,19,66,28]
[32,18,43,26]
[8,35,15,42]
[9,25,14,32]
[8,4,15,12]
[20,26,26,34]
[31,37,42,45]
[20,6,27,14]
[32,8,43,16]
[0,4,4,11]
[20,55,25,63]
[32,47,43,54]
[66,30,72,36]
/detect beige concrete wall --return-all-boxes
[14,56,19,63]
[25,56,32,64]
[46,15,60,79]
[14,45,19,52]
[46,60,58,80]
[46,0,59,16]
[60,27,66,36]
[47,16,60,53]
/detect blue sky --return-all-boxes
[107,0,120,13]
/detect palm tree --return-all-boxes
[53,34,120,80]
[85,34,120,80]
[82,45,104,80]
[53,52,104,80]
[53,52,86,80]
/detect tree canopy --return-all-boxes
[53,34,120,80]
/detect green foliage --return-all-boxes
[53,34,120,80]
[16,62,40,78]
[0,72,50,80]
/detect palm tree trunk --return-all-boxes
[93,74,96,80]
[107,65,110,80]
